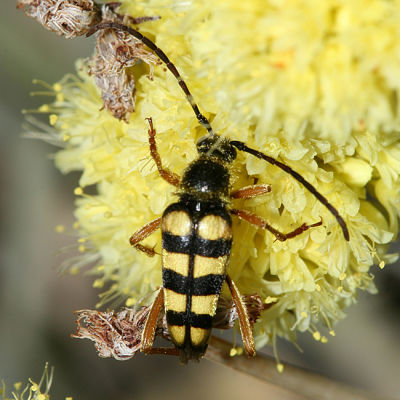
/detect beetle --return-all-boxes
[89,22,350,363]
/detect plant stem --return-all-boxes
[205,336,393,400]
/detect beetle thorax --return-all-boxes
[180,158,230,199]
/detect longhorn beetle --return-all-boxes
[89,22,350,363]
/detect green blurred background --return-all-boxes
[1,1,399,399]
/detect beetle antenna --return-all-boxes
[87,21,215,136]
[230,140,350,241]
[87,23,350,241]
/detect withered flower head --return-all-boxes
[72,294,263,360]
[213,294,265,329]
[73,307,150,360]
[88,6,160,121]
[18,1,161,121]
[93,6,160,75]
[17,0,99,38]
[93,68,136,122]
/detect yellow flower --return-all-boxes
[30,0,400,351]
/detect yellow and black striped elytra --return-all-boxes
[161,200,232,360]
[91,22,350,362]
[159,141,238,361]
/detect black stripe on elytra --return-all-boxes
[162,232,231,257]
[163,269,225,296]
[163,268,188,294]
[162,233,191,254]
[166,310,213,329]
[196,236,231,258]
[192,274,225,296]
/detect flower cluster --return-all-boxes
[23,0,400,354]
[0,363,56,400]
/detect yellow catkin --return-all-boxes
[34,0,400,350]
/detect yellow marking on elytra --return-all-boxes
[164,288,187,313]
[193,255,227,278]
[190,327,210,346]
[163,251,190,276]
[162,211,192,236]
[169,325,186,345]
[197,215,232,240]
[191,294,219,315]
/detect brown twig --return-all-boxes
[205,337,393,400]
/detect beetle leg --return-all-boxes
[225,275,256,357]
[144,347,179,356]
[230,184,271,200]
[141,288,165,354]
[231,209,322,241]
[146,117,181,187]
[129,217,162,257]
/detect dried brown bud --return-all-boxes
[213,293,265,329]
[93,7,160,74]
[17,0,99,38]
[72,307,149,360]
[93,69,137,122]
[18,1,161,121]
[88,7,160,121]
[72,293,265,360]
